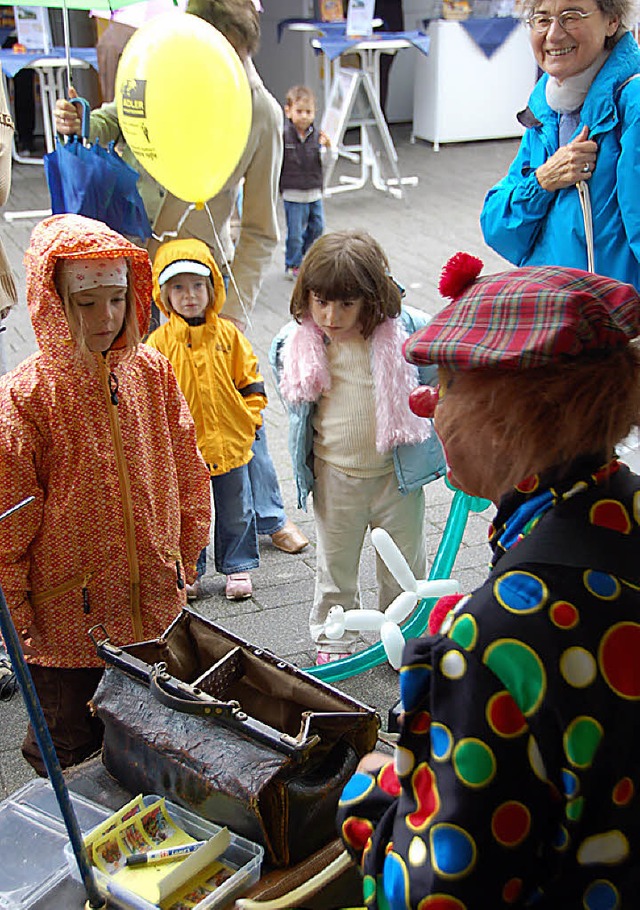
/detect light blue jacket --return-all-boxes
[481,32,640,289]
[269,307,446,511]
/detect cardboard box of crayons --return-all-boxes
[64,794,263,910]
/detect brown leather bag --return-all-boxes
[89,608,379,867]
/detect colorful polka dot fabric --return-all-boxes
[338,455,640,908]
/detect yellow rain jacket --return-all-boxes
[0,215,211,668]
[147,239,267,476]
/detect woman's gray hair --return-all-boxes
[522,0,637,28]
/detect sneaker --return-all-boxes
[225,572,253,600]
[285,266,300,281]
[0,658,17,702]
[186,580,201,601]
[316,651,351,665]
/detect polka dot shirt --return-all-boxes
[338,456,640,909]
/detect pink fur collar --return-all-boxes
[280,318,330,403]
[280,317,431,452]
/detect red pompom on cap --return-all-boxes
[439,252,484,300]
[428,594,466,635]
[409,385,439,419]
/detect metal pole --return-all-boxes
[62,0,72,90]
[0,497,105,909]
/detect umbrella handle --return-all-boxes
[66,96,91,143]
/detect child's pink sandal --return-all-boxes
[225,573,253,601]
[316,650,351,665]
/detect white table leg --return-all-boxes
[4,209,52,221]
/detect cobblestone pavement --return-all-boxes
[0,126,518,797]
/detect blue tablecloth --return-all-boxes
[278,18,429,61]
[0,46,98,78]
[277,18,347,42]
[315,29,430,61]
[421,16,520,58]
[459,16,520,58]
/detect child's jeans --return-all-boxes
[196,463,260,577]
[220,278,287,538]
[284,199,325,270]
[248,423,287,536]
[310,459,426,654]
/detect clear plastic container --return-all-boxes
[0,778,112,910]
[64,795,264,910]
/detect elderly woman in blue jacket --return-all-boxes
[480,0,640,288]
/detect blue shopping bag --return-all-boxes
[44,97,151,241]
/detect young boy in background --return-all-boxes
[280,85,330,280]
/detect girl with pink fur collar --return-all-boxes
[270,231,445,665]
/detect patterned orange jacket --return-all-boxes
[0,215,211,668]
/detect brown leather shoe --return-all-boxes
[186,580,201,601]
[271,519,309,554]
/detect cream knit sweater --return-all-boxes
[312,336,393,477]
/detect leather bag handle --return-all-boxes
[150,664,242,719]
[149,664,315,760]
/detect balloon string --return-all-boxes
[151,204,252,330]
[203,202,252,330]
[151,204,196,243]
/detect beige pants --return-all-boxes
[310,458,426,653]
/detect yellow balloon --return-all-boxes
[116,12,252,205]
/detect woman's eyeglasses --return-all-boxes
[526,9,595,32]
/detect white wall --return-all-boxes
[385,0,435,122]
[255,0,324,112]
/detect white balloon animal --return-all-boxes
[323,528,459,669]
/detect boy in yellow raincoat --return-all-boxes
[148,239,267,601]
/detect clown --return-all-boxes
[337,253,640,909]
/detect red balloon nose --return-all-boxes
[409,385,439,419]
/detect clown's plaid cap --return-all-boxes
[404,261,640,371]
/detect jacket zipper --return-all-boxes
[30,571,93,608]
[167,551,185,590]
[99,355,143,640]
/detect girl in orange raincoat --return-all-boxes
[0,214,211,775]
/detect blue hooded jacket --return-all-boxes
[481,32,640,289]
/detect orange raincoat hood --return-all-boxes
[25,214,153,355]
[152,238,225,319]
